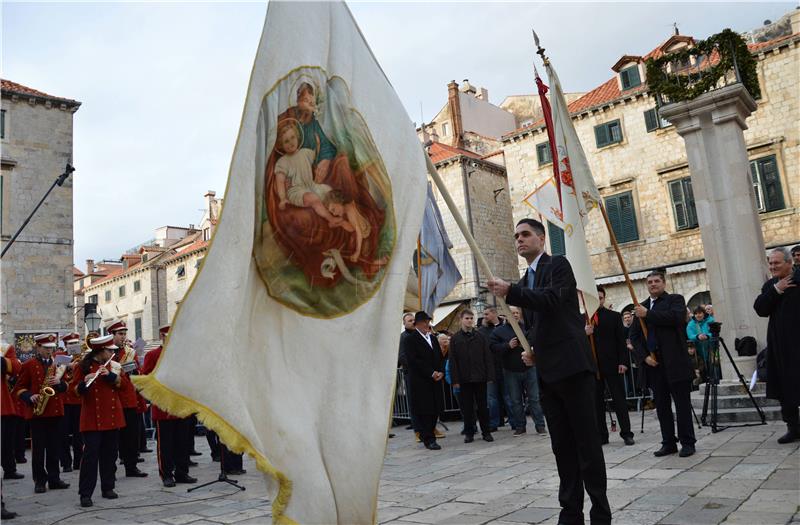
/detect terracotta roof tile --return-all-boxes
[164,240,208,263]
[428,141,483,164]
[1,79,80,106]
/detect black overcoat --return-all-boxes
[754,277,800,405]
[592,307,628,377]
[629,293,694,384]
[402,330,444,415]
[505,253,596,384]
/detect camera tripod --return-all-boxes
[701,325,766,433]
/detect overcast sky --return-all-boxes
[2,1,794,267]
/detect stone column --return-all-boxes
[659,84,767,381]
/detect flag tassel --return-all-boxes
[133,374,296,524]
[425,157,533,361]
[597,202,656,362]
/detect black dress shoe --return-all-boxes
[654,445,678,457]
[188,460,198,467]
[80,497,93,508]
[137,457,145,463]
[777,428,799,444]
[482,433,494,442]
[623,436,636,446]
[1,505,17,519]
[34,484,46,493]
[62,465,73,473]
[464,434,474,443]
[125,467,148,478]
[102,490,119,499]
[225,469,246,475]
[48,480,70,490]
[162,476,176,488]
[601,436,609,445]
[3,471,24,480]
[175,475,197,484]
[15,457,26,464]
[140,448,153,453]
[189,450,202,456]
[679,445,696,457]
[425,442,441,450]
[211,455,220,462]
[535,425,547,434]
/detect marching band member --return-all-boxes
[12,334,69,494]
[57,333,84,472]
[106,320,147,478]
[71,334,125,508]
[2,343,23,480]
[140,325,196,487]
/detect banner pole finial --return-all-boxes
[532,29,550,66]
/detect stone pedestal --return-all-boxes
[659,84,767,381]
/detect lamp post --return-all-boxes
[84,302,101,333]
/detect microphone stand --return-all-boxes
[187,443,245,493]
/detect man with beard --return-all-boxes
[487,219,610,525]
[754,248,800,444]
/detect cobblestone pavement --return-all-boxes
[3,417,798,524]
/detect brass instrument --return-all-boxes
[32,363,65,416]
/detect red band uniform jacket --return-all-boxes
[13,358,67,419]
[1,347,22,416]
[140,346,178,421]
[70,361,125,432]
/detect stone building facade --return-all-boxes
[75,191,219,342]
[501,14,800,312]
[1,79,81,348]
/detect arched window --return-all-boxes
[688,291,712,310]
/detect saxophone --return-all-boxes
[32,363,66,416]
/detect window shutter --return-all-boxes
[604,195,623,241]
[547,222,565,256]
[595,125,609,148]
[684,178,698,228]
[669,180,688,230]
[618,192,639,242]
[644,109,658,132]
[749,161,764,211]
[537,142,551,165]
[628,67,641,88]
[609,121,622,143]
[759,156,784,212]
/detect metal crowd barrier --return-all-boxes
[392,369,461,423]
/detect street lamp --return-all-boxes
[84,302,101,333]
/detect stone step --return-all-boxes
[701,382,764,397]
[696,405,782,423]
[691,392,780,410]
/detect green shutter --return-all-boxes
[618,192,639,242]
[644,109,658,132]
[595,124,609,148]
[609,121,622,143]
[669,180,687,230]
[547,222,565,256]
[758,156,784,212]
[683,178,698,228]
[605,195,623,241]
[537,142,551,165]
[621,66,641,90]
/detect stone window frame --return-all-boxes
[441,122,449,137]
[133,279,141,293]
[536,141,552,166]
[748,153,785,214]
[132,313,143,341]
[619,65,642,91]
[176,264,186,280]
[594,119,624,149]
[104,290,111,302]
[118,284,126,298]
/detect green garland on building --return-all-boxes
[645,29,760,102]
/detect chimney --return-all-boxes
[205,190,217,221]
[447,80,464,149]
[86,259,94,274]
[791,8,800,35]
[478,87,489,101]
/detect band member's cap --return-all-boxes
[89,334,118,351]
[33,333,58,348]
[61,332,81,345]
[158,324,170,337]
[106,320,127,333]
[414,311,433,323]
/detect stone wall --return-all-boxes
[1,91,79,339]
[164,249,205,322]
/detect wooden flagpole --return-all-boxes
[598,202,655,362]
[425,157,534,362]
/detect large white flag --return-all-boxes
[134,2,427,523]
[529,63,601,316]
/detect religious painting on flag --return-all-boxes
[254,67,396,317]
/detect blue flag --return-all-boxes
[417,183,462,315]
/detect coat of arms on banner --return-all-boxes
[254,67,395,317]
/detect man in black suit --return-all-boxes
[401,311,445,450]
[629,271,696,457]
[586,286,634,446]
[487,218,610,525]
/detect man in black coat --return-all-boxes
[450,309,495,443]
[586,286,634,446]
[478,307,507,430]
[754,248,800,444]
[401,311,445,450]
[487,218,610,525]
[630,271,696,457]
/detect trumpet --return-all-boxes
[85,355,115,388]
